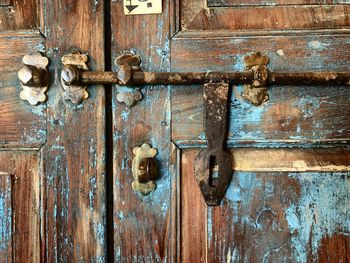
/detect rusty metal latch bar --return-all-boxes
[60,51,350,105]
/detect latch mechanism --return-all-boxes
[195,83,232,206]
[60,51,350,107]
[58,50,349,205]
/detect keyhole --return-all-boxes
[209,155,219,187]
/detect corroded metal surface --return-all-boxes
[61,52,89,104]
[18,53,50,105]
[242,52,270,106]
[194,83,232,206]
[78,70,350,86]
[132,143,158,195]
[115,50,143,107]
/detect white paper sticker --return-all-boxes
[124,0,162,15]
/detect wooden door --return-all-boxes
[1,0,349,262]
[112,0,350,262]
[0,0,106,262]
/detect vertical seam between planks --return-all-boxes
[104,0,114,261]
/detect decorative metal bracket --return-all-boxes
[18,53,50,105]
[61,52,89,104]
[194,83,232,206]
[115,51,143,107]
[242,52,270,106]
[131,143,158,195]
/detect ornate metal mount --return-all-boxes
[195,83,232,206]
[115,51,143,107]
[131,143,158,195]
[61,52,89,104]
[18,53,50,105]
[242,52,270,106]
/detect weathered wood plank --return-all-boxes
[43,0,106,261]
[0,173,12,263]
[181,149,350,263]
[0,31,46,149]
[171,35,350,146]
[0,0,38,30]
[210,148,350,171]
[181,0,349,31]
[208,0,348,7]
[181,150,207,263]
[111,0,173,261]
[0,152,40,262]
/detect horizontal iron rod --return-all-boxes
[78,71,350,86]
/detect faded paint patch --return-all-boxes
[285,172,350,262]
[308,40,329,50]
[0,174,11,253]
[277,49,284,56]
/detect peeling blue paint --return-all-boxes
[0,180,11,252]
[121,110,129,122]
[308,40,329,50]
[285,172,350,262]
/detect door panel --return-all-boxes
[180,149,350,262]
[167,0,350,262]
[208,0,349,6]
[43,0,106,261]
[0,1,45,261]
[111,1,174,261]
[0,152,41,262]
[0,172,12,263]
[0,31,46,149]
[0,0,39,30]
[181,0,349,31]
[0,0,107,261]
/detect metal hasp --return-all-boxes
[131,143,158,195]
[18,53,50,105]
[60,51,350,105]
[195,83,232,206]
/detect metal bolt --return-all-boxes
[61,64,80,85]
[18,65,42,86]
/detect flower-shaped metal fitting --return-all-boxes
[115,50,143,107]
[61,52,89,104]
[242,52,270,106]
[131,143,158,195]
[18,53,50,105]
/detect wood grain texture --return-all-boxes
[0,152,41,263]
[111,0,173,261]
[181,150,207,263]
[181,0,350,31]
[0,0,38,30]
[208,0,349,7]
[0,173,12,263]
[0,31,46,149]
[43,0,106,261]
[180,149,350,262]
[213,148,350,172]
[171,35,350,146]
